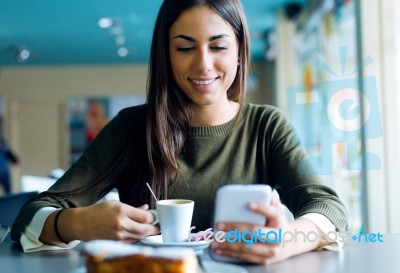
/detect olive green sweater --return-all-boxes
[11,103,348,241]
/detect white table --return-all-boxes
[1,234,399,273]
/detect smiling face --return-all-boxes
[169,6,239,112]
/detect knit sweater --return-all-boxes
[11,103,348,241]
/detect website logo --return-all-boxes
[189,227,384,248]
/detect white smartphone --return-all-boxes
[210,184,272,263]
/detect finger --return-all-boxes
[213,247,279,265]
[136,204,158,224]
[248,199,285,227]
[270,195,282,206]
[121,220,160,239]
[138,204,149,210]
[122,204,155,224]
[248,197,282,217]
[213,240,281,258]
[216,222,258,233]
[120,239,140,244]
[215,223,281,245]
[216,222,277,235]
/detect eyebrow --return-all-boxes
[172,34,230,42]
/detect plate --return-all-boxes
[69,261,248,273]
[201,260,248,273]
[140,234,211,252]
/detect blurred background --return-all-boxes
[0,0,399,235]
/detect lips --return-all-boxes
[189,77,218,85]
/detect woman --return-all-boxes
[11,0,347,264]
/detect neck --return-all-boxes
[191,100,240,126]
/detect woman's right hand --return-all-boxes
[41,200,160,245]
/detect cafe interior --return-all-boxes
[0,0,399,272]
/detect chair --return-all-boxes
[0,191,38,243]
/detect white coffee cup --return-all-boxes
[150,199,194,242]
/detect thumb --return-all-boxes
[138,204,149,210]
[248,196,284,227]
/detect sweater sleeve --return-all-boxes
[11,108,133,242]
[265,108,348,232]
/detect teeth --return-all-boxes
[191,79,215,85]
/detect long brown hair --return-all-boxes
[146,0,250,201]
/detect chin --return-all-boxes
[189,94,224,106]
[191,99,219,107]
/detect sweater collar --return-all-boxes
[190,103,249,136]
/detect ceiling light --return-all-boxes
[115,35,126,46]
[98,17,122,29]
[117,47,129,57]
[109,26,123,36]
[15,47,31,63]
[98,17,113,28]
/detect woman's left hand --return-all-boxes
[211,196,322,264]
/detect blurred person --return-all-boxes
[0,116,19,194]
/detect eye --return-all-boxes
[177,47,194,52]
[211,46,228,51]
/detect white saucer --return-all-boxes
[201,260,248,273]
[140,234,211,252]
[69,261,248,273]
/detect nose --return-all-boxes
[194,48,212,74]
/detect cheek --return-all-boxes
[216,50,239,74]
[217,57,238,79]
[169,61,181,84]
[170,54,188,79]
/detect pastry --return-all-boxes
[84,240,198,273]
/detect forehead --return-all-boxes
[169,6,236,38]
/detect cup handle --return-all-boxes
[148,209,159,225]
